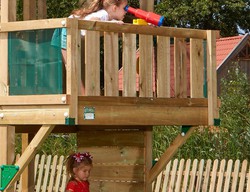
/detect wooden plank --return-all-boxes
[78,130,144,147]
[66,18,80,122]
[21,133,35,192]
[85,31,101,96]
[238,160,248,192]
[202,159,212,192]
[122,33,137,96]
[209,159,218,192]
[42,155,52,192]
[6,125,55,190]
[157,36,170,98]
[104,32,119,96]
[231,159,240,192]
[35,154,45,191]
[90,164,144,181]
[54,156,65,192]
[216,159,226,192]
[0,18,67,32]
[47,155,59,192]
[206,30,219,125]
[78,20,212,39]
[0,125,15,164]
[37,0,47,19]
[246,166,250,192]
[145,128,153,192]
[190,38,204,98]
[148,126,196,183]
[162,161,171,192]
[0,95,70,105]
[188,159,198,191]
[90,180,144,192]
[223,159,233,192]
[79,147,144,164]
[0,106,68,125]
[174,38,187,98]
[139,35,153,97]
[175,159,185,192]
[154,171,163,192]
[195,159,205,192]
[169,159,178,192]
[23,0,36,20]
[182,159,191,192]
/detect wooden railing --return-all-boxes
[0,18,219,125]
[152,158,250,192]
[15,155,250,192]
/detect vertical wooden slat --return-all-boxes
[41,155,52,192]
[154,170,163,192]
[190,38,204,98]
[145,128,153,192]
[66,18,80,122]
[246,166,250,192]
[209,159,218,192]
[157,36,170,98]
[188,159,198,191]
[174,38,187,98]
[139,35,153,97]
[48,155,58,192]
[238,160,248,192]
[161,161,171,192]
[231,159,240,192]
[54,156,65,192]
[37,0,47,19]
[202,159,212,192]
[195,159,205,192]
[182,159,191,192]
[169,159,178,192]
[0,0,16,96]
[0,126,15,164]
[23,0,36,20]
[175,159,185,192]
[60,166,67,192]
[206,30,219,125]
[223,159,233,192]
[122,33,137,96]
[85,31,101,96]
[35,154,45,191]
[104,32,119,96]
[216,159,226,192]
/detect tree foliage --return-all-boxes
[155,0,250,36]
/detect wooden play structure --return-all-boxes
[0,0,219,191]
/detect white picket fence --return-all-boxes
[15,154,67,192]
[15,155,250,192]
[152,158,250,192]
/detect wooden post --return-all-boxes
[207,30,219,125]
[66,18,80,122]
[23,0,36,20]
[21,134,35,192]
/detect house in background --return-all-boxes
[119,34,250,97]
[216,34,250,95]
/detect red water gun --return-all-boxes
[124,5,165,26]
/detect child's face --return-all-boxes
[111,0,128,21]
[73,164,92,181]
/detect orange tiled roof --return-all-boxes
[216,35,244,68]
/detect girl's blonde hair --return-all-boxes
[66,152,93,181]
[72,0,127,18]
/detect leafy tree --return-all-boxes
[155,0,250,36]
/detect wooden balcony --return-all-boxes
[0,18,219,127]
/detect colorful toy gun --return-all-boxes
[124,5,165,26]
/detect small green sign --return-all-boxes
[84,107,95,120]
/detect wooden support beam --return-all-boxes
[148,126,197,183]
[6,125,55,190]
[23,0,36,20]
[0,126,15,164]
[207,30,219,125]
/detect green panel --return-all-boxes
[0,165,19,190]
[8,29,63,95]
